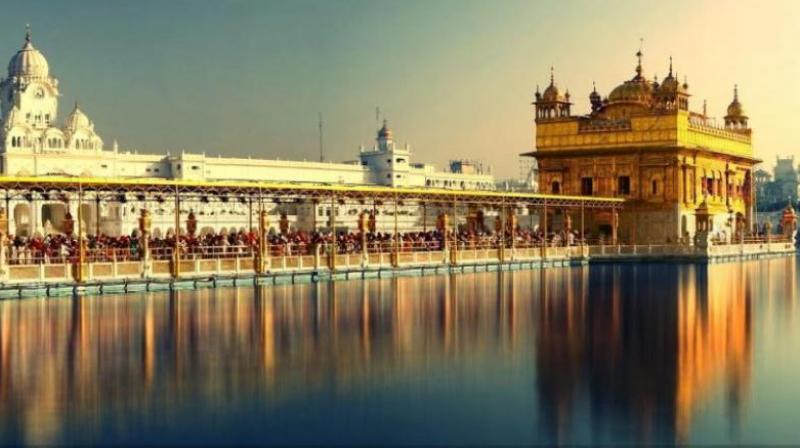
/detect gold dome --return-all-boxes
[542,83,561,102]
[608,79,654,104]
[607,49,655,105]
[726,85,745,118]
[660,58,679,93]
[541,67,565,102]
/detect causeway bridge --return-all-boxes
[0,176,793,298]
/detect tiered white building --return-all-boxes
[1,29,495,237]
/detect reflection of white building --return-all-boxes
[0,29,495,237]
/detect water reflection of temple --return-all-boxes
[0,260,791,444]
[532,260,780,444]
[0,275,520,444]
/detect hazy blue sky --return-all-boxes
[2,0,798,178]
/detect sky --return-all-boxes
[1,0,798,178]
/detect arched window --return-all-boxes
[652,180,658,195]
[551,181,561,194]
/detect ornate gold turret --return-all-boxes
[724,84,749,131]
[533,67,572,122]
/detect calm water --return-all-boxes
[2,260,800,446]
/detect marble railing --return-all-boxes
[0,241,793,287]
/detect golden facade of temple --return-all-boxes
[523,52,759,243]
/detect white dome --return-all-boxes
[64,103,92,131]
[7,30,49,79]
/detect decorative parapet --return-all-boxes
[577,118,632,133]
[687,121,751,144]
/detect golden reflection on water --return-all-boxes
[0,258,795,445]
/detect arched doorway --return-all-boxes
[13,203,32,237]
[41,203,68,234]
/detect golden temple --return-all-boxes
[523,49,759,243]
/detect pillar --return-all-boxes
[612,208,619,245]
[171,187,181,279]
[4,193,10,237]
[95,195,101,237]
[438,212,450,264]
[139,208,152,277]
[186,210,197,238]
[508,207,517,249]
[422,202,427,233]
[564,212,573,247]
[248,198,254,233]
[392,195,400,267]
[541,200,548,259]
[31,195,40,236]
[580,201,585,246]
[358,210,369,265]
[329,194,336,270]
[74,188,86,283]
[0,206,8,281]
[450,198,458,265]
[257,209,270,274]
[499,202,506,262]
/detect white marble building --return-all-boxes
[0,29,495,237]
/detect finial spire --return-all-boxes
[733,84,739,101]
[668,56,673,76]
[635,38,644,78]
[25,24,31,44]
[592,81,596,92]
[549,66,554,86]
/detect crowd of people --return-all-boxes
[3,227,587,265]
